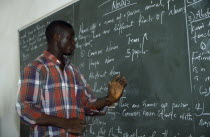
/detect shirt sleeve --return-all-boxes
[16,65,43,125]
[78,71,108,116]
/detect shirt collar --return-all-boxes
[63,55,71,66]
[43,50,71,66]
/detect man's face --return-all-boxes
[57,28,76,55]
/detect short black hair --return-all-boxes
[45,20,73,43]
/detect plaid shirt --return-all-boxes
[16,51,105,137]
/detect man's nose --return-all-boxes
[72,40,76,48]
[73,40,76,45]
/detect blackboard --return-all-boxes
[19,0,210,136]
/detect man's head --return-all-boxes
[45,20,76,55]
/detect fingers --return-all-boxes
[118,77,126,85]
[81,123,87,128]
[68,128,84,135]
[112,75,120,82]
[108,82,111,88]
[110,75,127,89]
[66,118,87,135]
[121,79,127,87]
[71,118,87,128]
[80,120,86,125]
[112,75,126,82]
[67,122,87,135]
[78,120,87,128]
[113,75,127,87]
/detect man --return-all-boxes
[16,20,127,137]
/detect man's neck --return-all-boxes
[47,49,65,65]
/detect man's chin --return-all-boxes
[64,50,74,56]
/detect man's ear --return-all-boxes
[53,34,60,41]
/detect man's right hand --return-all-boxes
[36,114,87,135]
[64,117,87,135]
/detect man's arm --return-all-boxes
[35,114,86,135]
[16,66,44,125]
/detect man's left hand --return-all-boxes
[107,75,127,105]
